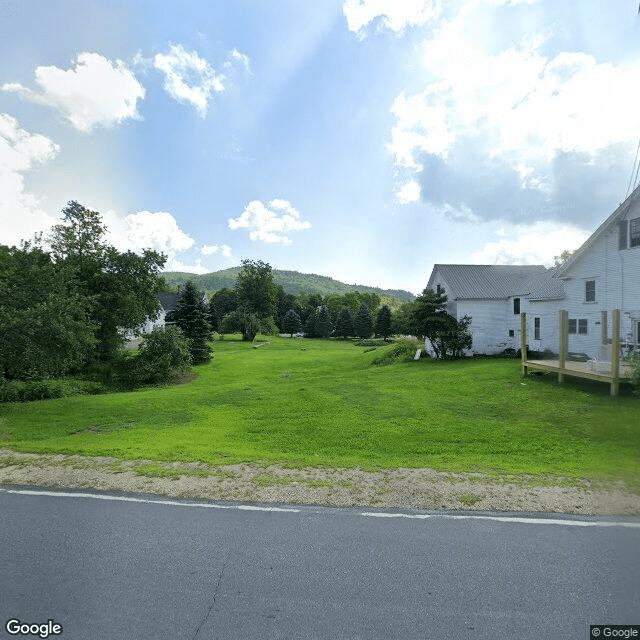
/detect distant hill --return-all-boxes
[161,268,415,303]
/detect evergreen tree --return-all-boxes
[354,303,373,339]
[170,281,212,363]
[304,308,318,337]
[314,305,332,338]
[335,308,354,339]
[375,305,393,340]
[282,309,302,337]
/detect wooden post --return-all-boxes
[520,312,527,376]
[558,310,568,383]
[611,309,620,396]
[601,310,608,345]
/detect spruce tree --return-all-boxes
[354,303,373,339]
[335,307,354,339]
[170,281,212,363]
[314,305,332,338]
[282,309,302,337]
[375,305,393,340]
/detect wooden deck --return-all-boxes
[523,359,631,383]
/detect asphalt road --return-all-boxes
[1,487,638,640]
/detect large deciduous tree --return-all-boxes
[234,259,277,340]
[0,243,96,380]
[48,201,166,361]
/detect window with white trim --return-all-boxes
[578,319,588,334]
[534,317,540,340]
[513,298,520,315]
[585,280,595,303]
[619,221,628,250]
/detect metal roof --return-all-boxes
[429,264,563,300]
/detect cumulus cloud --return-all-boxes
[228,199,311,245]
[343,0,442,38]
[153,44,226,117]
[387,1,640,227]
[470,221,589,266]
[104,209,195,257]
[0,113,59,246]
[395,180,421,204]
[2,53,145,133]
[201,243,234,260]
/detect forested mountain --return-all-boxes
[162,268,415,302]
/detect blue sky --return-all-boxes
[1,0,639,294]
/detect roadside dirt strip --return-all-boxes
[1,449,638,516]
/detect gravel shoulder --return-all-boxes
[1,448,639,515]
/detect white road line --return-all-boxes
[2,488,639,527]
[360,512,640,529]
[0,488,300,513]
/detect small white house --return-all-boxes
[554,183,640,358]
[139,291,182,333]
[425,265,563,355]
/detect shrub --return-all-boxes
[371,338,422,366]
[627,354,640,396]
[0,379,64,402]
[118,326,193,387]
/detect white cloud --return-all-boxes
[2,53,144,133]
[389,5,640,176]
[225,49,251,73]
[228,199,311,245]
[153,44,226,117]
[164,258,209,274]
[470,221,589,266]
[201,243,234,260]
[104,210,195,257]
[395,180,421,204]
[343,0,441,38]
[0,113,59,246]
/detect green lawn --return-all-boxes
[1,336,638,490]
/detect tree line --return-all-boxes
[1,202,473,398]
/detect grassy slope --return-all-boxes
[1,337,638,489]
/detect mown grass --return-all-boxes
[1,336,639,490]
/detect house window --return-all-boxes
[436,284,442,295]
[513,298,520,315]
[509,329,515,338]
[619,221,628,250]
[569,319,588,335]
[631,217,640,248]
[585,280,596,302]
[534,318,540,340]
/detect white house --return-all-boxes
[139,292,182,333]
[425,264,563,355]
[554,183,640,359]
[425,183,640,359]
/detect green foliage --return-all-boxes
[314,305,333,338]
[170,281,212,363]
[0,378,105,403]
[410,287,472,358]
[375,305,393,340]
[335,307,355,339]
[48,201,166,362]
[208,288,238,332]
[235,259,277,320]
[126,326,192,386]
[0,243,96,380]
[162,268,415,302]
[371,338,422,365]
[628,354,640,395]
[259,316,279,336]
[282,309,302,336]
[354,303,373,339]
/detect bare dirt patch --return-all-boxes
[1,448,638,515]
